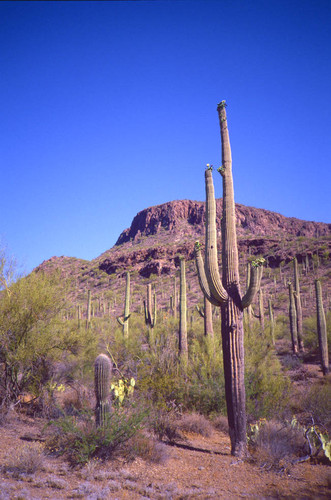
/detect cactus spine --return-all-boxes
[94,354,112,427]
[315,280,329,375]
[288,282,298,354]
[179,257,188,362]
[117,272,131,338]
[293,257,304,351]
[194,102,264,457]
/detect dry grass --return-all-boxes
[249,420,308,471]
[178,412,213,437]
[3,442,45,475]
[123,431,169,463]
[212,415,229,434]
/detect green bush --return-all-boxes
[45,404,148,466]
[0,268,98,406]
[245,329,291,420]
[303,312,331,355]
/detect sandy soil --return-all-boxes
[0,414,330,500]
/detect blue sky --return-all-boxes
[1,0,330,274]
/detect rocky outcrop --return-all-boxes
[116,200,330,245]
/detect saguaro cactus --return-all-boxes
[196,295,214,337]
[179,257,188,362]
[268,298,275,345]
[288,282,298,354]
[194,101,264,457]
[144,283,157,341]
[86,290,92,330]
[293,257,304,351]
[315,280,329,375]
[117,272,130,338]
[94,354,112,427]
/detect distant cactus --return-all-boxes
[293,257,304,351]
[94,354,112,427]
[117,272,131,338]
[194,102,264,457]
[315,280,329,375]
[196,296,214,337]
[86,290,92,330]
[288,282,298,354]
[268,299,275,345]
[179,257,188,362]
[144,283,157,341]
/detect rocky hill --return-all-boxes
[36,199,331,318]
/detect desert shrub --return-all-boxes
[0,268,98,407]
[248,419,308,471]
[123,431,169,463]
[211,415,229,434]
[273,314,289,340]
[45,404,148,466]
[183,335,226,415]
[178,412,213,437]
[245,330,291,420]
[280,353,303,371]
[149,407,184,444]
[299,380,331,431]
[303,312,331,355]
[3,442,45,474]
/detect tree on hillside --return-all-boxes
[0,255,94,408]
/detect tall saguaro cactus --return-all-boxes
[86,290,92,330]
[288,282,298,354]
[194,101,264,457]
[144,283,157,340]
[315,279,329,375]
[117,272,130,338]
[293,257,304,351]
[268,298,275,345]
[179,257,188,362]
[94,353,112,427]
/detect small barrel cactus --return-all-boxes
[94,354,112,427]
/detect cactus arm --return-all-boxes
[217,103,239,293]
[117,316,124,327]
[242,258,265,308]
[196,305,205,318]
[194,241,222,306]
[204,168,229,304]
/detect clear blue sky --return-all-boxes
[1,0,330,274]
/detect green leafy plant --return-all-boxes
[45,405,148,466]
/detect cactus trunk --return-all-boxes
[116,272,130,338]
[179,257,188,362]
[268,299,275,345]
[86,290,91,330]
[293,258,304,351]
[259,289,265,336]
[144,283,156,342]
[194,102,264,457]
[288,283,298,354]
[204,296,214,337]
[94,354,112,427]
[315,280,329,375]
